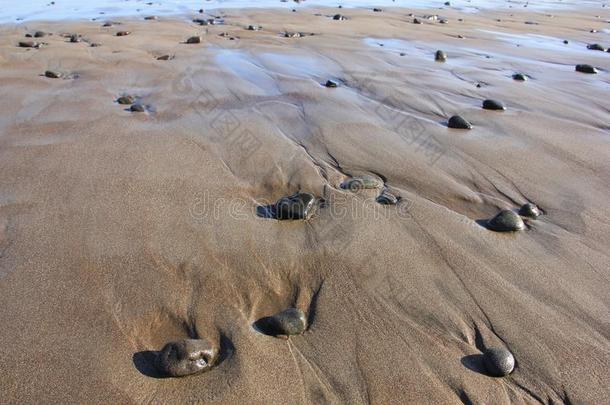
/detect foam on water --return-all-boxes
[0,0,602,24]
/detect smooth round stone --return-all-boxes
[487,210,525,232]
[325,79,338,88]
[587,43,606,51]
[435,50,447,62]
[341,177,383,191]
[130,103,145,112]
[575,64,598,74]
[512,73,528,81]
[482,99,506,111]
[268,308,308,336]
[117,95,135,105]
[155,339,218,377]
[483,348,515,377]
[116,31,131,36]
[186,36,202,44]
[275,192,316,220]
[44,70,62,79]
[376,190,398,205]
[447,115,472,129]
[519,203,541,218]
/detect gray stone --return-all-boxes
[575,64,598,74]
[447,115,472,129]
[519,203,541,218]
[482,99,506,111]
[275,192,316,220]
[261,308,308,336]
[487,210,525,232]
[157,54,173,60]
[44,70,62,79]
[483,348,515,377]
[341,177,383,191]
[186,36,202,44]
[155,339,218,377]
[117,95,135,105]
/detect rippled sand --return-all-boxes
[0,5,609,404]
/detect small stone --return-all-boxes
[575,64,597,74]
[102,22,113,27]
[447,115,472,129]
[117,95,135,105]
[144,16,158,20]
[44,70,62,79]
[487,210,525,232]
[34,31,46,38]
[186,36,202,44]
[444,1,451,5]
[483,348,515,377]
[512,73,528,81]
[116,31,131,36]
[333,14,346,20]
[69,34,80,43]
[130,103,145,112]
[376,190,398,205]
[563,40,568,44]
[482,99,506,111]
[154,339,218,377]
[247,24,260,31]
[18,41,39,48]
[90,42,101,47]
[439,19,449,24]
[373,8,382,12]
[435,50,447,62]
[325,79,338,88]
[413,18,422,24]
[157,54,173,60]
[274,192,316,220]
[587,43,606,51]
[519,203,541,218]
[341,177,383,191]
[258,308,307,337]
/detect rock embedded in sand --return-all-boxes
[44,70,63,79]
[447,115,472,129]
[413,18,422,24]
[186,36,202,44]
[483,348,515,377]
[157,54,173,61]
[482,99,506,111]
[262,308,308,336]
[325,79,338,88]
[341,177,383,191]
[34,31,46,38]
[376,190,398,205]
[587,43,606,51]
[487,210,525,232]
[247,25,261,31]
[519,203,541,218]
[69,34,81,43]
[117,95,135,105]
[18,41,40,48]
[116,31,131,37]
[154,339,218,377]
[144,16,158,20]
[274,192,316,220]
[575,64,598,74]
[512,73,528,81]
[130,103,145,113]
[333,14,347,21]
[435,50,447,62]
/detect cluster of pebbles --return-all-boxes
[117,95,146,113]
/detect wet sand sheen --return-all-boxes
[0,4,609,404]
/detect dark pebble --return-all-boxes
[519,203,541,218]
[258,308,308,336]
[18,41,39,48]
[376,190,398,205]
[154,339,218,377]
[70,34,81,43]
[435,50,447,62]
[274,192,316,220]
[186,36,202,44]
[586,43,606,51]
[575,64,598,74]
[482,99,506,111]
[116,31,131,36]
[333,14,347,20]
[483,348,515,377]
[130,103,145,112]
[447,115,472,129]
[487,210,525,232]
[373,8,382,12]
[413,18,422,24]
[512,73,528,81]
[325,79,338,88]
[44,70,62,79]
[144,16,158,20]
[117,95,135,105]
[34,31,46,38]
[157,54,173,60]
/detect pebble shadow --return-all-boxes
[461,354,487,376]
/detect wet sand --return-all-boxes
[1,5,609,404]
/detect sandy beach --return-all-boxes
[0,2,609,404]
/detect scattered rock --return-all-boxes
[333,14,347,20]
[435,50,447,62]
[482,99,506,111]
[186,36,202,44]
[90,43,101,47]
[34,31,46,38]
[376,190,398,205]
[483,348,515,377]
[341,177,383,191]
[519,203,541,218]
[373,8,382,12]
[274,192,316,220]
[157,54,174,61]
[255,308,308,337]
[575,64,598,74]
[487,210,525,232]
[413,18,422,24]
[130,103,145,112]
[102,22,113,27]
[512,73,528,81]
[117,95,135,105]
[44,70,63,79]
[447,115,472,129]
[69,34,81,43]
[154,339,218,377]
[587,43,606,51]
[18,41,40,48]
[247,24,261,31]
[439,19,449,24]
[116,31,131,36]
[144,16,158,20]
[324,79,338,88]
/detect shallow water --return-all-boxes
[0,0,603,23]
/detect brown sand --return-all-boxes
[0,5,609,404]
